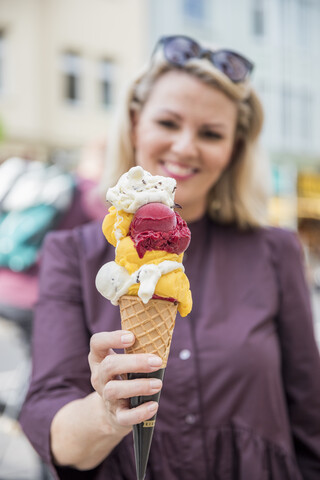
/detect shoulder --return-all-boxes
[219,222,302,253]
[257,226,304,261]
[257,227,308,297]
[248,226,305,271]
[43,220,106,260]
[41,220,112,280]
[209,220,299,245]
[218,222,300,244]
[37,221,116,307]
[207,222,304,271]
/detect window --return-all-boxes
[183,0,206,21]
[298,0,312,47]
[300,89,312,141]
[98,59,114,107]
[281,84,292,141]
[279,0,289,44]
[281,85,313,148]
[61,52,82,103]
[252,0,265,36]
[0,30,4,93]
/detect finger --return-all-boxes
[100,353,163,385]
[116,401,159,427]
[89,330,135,363]
[103,378,162,402]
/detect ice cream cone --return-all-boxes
[119,295,177,367]
[119,295,177,480]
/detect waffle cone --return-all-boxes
[119,295,177,368]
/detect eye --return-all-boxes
[157,119,178,129]
[200,130,223,140]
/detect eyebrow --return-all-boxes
[157,109,181,119]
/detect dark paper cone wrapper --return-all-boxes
[128,368,165,480]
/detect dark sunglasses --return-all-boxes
[154,35,254,83]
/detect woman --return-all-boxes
[20,35,320,479]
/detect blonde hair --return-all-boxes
[100,47,271,229]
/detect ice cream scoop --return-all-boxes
[130,202,177,233]
[106,166,176,213]
[129,204,190,259]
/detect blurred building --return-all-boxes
[1,0,320,233]
[0,0,148,164]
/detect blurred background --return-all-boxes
[0,0,320,478]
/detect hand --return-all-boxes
[88,330,163,434]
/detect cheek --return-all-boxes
[135,136,153,164]
[205,143,233,173]
[136,130,170,158]
[220,146,233,169]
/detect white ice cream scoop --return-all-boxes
[95,259,184,305]
[106,166,176,213]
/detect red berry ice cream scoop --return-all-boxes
[129,202,191,258]
[130,202,177,233]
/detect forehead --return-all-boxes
[142,70,237,120]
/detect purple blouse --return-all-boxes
[19,216,320,479]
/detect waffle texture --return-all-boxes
[119,295,177,368]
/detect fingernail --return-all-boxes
[148,356,162,367]
[150,379,162,391]
[147,402,158,413]
[121,333,134,344]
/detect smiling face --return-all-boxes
[132,70,238,222]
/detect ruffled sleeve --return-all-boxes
[271,229,320,479]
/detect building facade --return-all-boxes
[1,0,320,221]
[0,0,148,162]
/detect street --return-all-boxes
[0,317,47,480]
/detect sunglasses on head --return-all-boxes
[154,35,254,83]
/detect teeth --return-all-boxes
[165,162,195,176]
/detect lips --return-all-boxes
[159,160,199,180]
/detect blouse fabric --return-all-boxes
[19,215,320,479]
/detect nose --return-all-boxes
[171,130,198,159]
